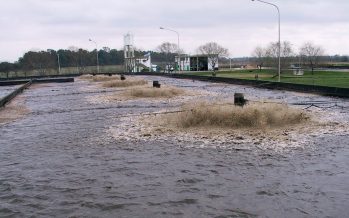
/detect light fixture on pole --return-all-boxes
[252,0,281,82]
[160,27,181,72]
[89,38,100,74]
[57,53,61,75]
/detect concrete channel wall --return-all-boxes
[0,81,32,107]
[0,78,75,86]
[119,72,349,98]
[0,73,81,82]
[0,77,75,107]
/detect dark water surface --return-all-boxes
[0,85,19,99]
[0,77,348,218]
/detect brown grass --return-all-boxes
[79,74,94,80]
[0,98,29,125]
[79,74,120,82]
[166,101,309,129]
[125,86,185,98]
[102,78,148,88]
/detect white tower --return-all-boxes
[124,33,136,72]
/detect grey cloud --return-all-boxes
[0,0,348,61]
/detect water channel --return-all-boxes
[0,76,348,217]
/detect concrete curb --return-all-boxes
[0,77,75,86]
[0,73,81,81]
[0,77,74,107]
[0,81,32,108]
[119,72,349,98]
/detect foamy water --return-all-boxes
[0,77,348,217]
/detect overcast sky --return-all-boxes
[1,0,348,62]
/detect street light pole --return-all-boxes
[57,53,61,75]
[160,27,181,72]
[89,38,100,74]
[252,0,281,82]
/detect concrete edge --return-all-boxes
[0,77,75,107]
[117,72,349,98]
[0,77,75,86]
[0,73,81,81]
[0,81,32,108]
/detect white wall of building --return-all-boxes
[176,55,219,71]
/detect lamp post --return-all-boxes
[160,27,181,72]
[57,53,61,75]
[89,38,100,74]
[252,0,281,82]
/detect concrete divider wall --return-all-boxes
[175,74,349,98]
[32,78,75,84]
[0,77,75,107]
[7,72,343,97]
[119,72,349,98]
[0,78,75,86]
[0,73,81,82]
[0,81,32,107]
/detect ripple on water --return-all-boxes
[0,77,348,217]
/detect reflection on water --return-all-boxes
[0,77,348,217]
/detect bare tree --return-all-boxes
[300,42,325,74]
[102,47,111,53]
[280,41,294,70]
[68,46,80,73]
[197,42,229,76]
[157,42,178,54]
[156,42,178,72]
[252,46,267,72]
[266,41,294,73]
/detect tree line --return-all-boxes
[0,47,177,74]
[251,41,349,74]
[1,42,347,76]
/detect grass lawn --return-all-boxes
[185,69,349,88]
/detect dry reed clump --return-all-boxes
[0,101,29,125]
[126,86,185,98]
[79,74,120,82]
[102,79,148,88]
[169,102,309,129]
[79,74,94,80]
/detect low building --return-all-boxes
[290,64,304,76]
[134,53,153,72]
[175,54,219,71]
[292,67,304,76]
